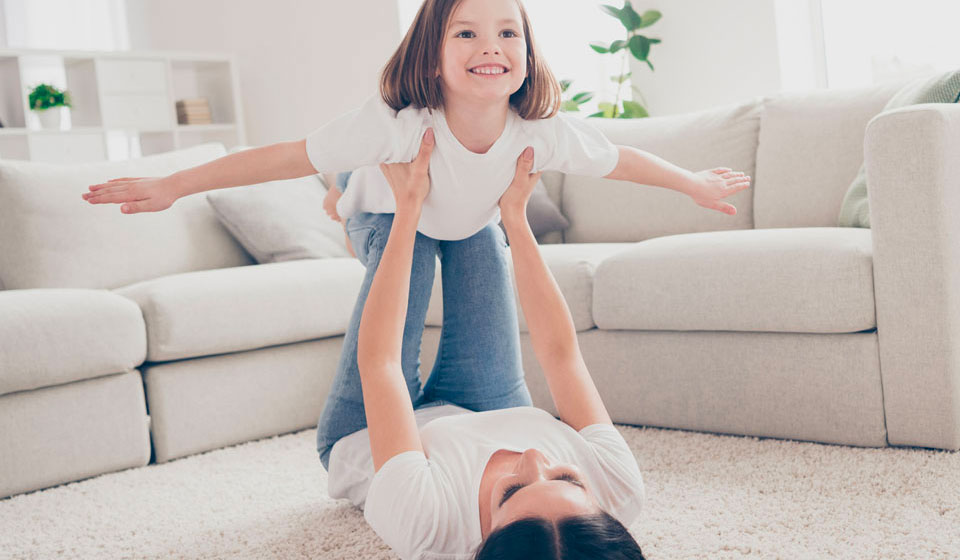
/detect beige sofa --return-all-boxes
[2,78,958,499]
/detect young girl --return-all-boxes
[82,0,749,555]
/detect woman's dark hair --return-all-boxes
[473,510,646,559]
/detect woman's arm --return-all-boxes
[82,140,318,214]
[500,146,613,431]
[357,129,435,472]
[604,145,752,215]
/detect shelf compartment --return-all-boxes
[171,60,236,125]
[0,56,26,128]
[28,131,105,163]
[64,57,102,128]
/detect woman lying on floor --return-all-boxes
[318,131,647,560]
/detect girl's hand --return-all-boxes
[378,128,435,212]
[81,176,181,214]
[687,168,751,215]
[498,146,542,222]
[323,183,342,222]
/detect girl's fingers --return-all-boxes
[414,128,435,170]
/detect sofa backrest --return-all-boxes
[0,143,253,291]
[752,81,905,229]
[560,98,762,243]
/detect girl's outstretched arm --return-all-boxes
[500,146,613,432]
[357,128,435,472]
[82,140,317,214]
[604,145,752,215]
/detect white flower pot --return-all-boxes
[36,108,62,130]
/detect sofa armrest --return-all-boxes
[866,102,960,449]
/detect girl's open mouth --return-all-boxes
[469,64,510,78]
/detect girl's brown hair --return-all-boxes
[380,0,561,120]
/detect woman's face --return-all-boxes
[488,448,599,530]
[439,0,528,106]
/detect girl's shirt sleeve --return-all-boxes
[304,94,421,174]
[363,451,446,560]
[532,112,620,177]
[578,423,646,527]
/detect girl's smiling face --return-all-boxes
[439,0,529,106]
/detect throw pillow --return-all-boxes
[0,142,249,290]
[838,69,960,228]
[206,147,350,262]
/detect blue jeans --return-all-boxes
[315,210,532,470]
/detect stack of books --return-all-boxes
[176,98,212,125]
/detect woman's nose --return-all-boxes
[517,448,550,479]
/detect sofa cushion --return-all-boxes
[206,173,351,263]
[753,82,904,229]
[837,70,960,228]
[425,243,629,332]
[593,227,875,333]
[113,258,365,362]
[0,143,253,291]
[0,289,146,396]
[560,99,761,243]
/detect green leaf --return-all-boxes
[609,39,627,54]
[589,41,610,54]
[598,102,617,118]
[646,59,655,71]
[609,72,632,84]
[559,79,572,92]
[649,38,662,44]
[599,4,622,19]
[618,2,644,31]
[586,111,605,118]
[561,100,581,112]
[571,91,594,103]
[637,10,662,28]
[628,34,651,61]
[621,100,649,118]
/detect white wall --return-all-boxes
[626,0,783,116]
[125,0,401,146]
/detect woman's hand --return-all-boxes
[498,146,542,223]
[378,128,435,213]
[687,168,751,215]
[81,176,181,214]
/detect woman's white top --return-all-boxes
[304,95,620,240]
[326,404,645,560]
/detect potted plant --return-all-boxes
[560,2,662,119]
[28,83,72,130]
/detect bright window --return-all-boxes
[819,0,960,88]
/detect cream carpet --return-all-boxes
[1,425,958,559]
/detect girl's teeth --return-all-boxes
[472,67,505,75]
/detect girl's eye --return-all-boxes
[456,30,475,38]
[502,30,519,38]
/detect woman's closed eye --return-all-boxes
[500,473,584,507]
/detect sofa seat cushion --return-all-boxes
[0,289,146,396]
[425,243,629,332]
[113,259,365,362]
[593,227,875,333]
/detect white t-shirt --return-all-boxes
[304,95,620,240]
[326,404,645,560]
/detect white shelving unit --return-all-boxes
[0,47,246,162]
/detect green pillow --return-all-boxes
[838,70,960,228]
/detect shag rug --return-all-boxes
[1,425,958,559]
